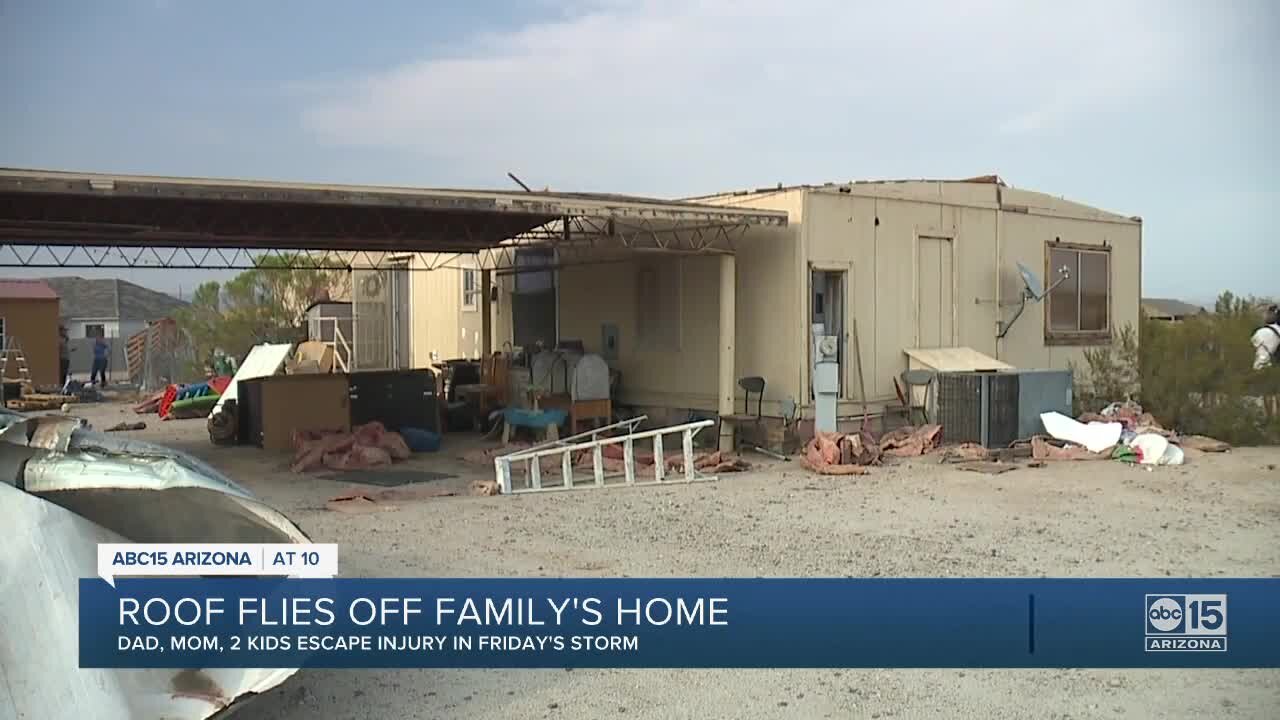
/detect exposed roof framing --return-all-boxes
[0,168,786,269]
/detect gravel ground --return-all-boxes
[71,402,1280,719]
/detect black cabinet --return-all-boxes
[347,369,439,433]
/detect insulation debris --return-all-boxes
[800,431,877,475]
[291,421,413,473]
[879,424,943,457]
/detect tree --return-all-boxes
[173,255,349,375]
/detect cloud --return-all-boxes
[296,0,1193,190]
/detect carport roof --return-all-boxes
[0,168,787,253]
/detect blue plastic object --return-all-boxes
[399,427,442,453]
[502,407,568,429]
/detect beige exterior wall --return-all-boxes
[346,251,486,367]
[704,181,1141,417]
[553,249,721,409]
[493,181,1140,421]
[408,254,484,365]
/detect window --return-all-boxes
[461,269,480,311]
[514,249,554,294]
[85,323,105,339]
[1045,243,1111,344]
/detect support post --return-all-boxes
[481,269,493,359]
[718,254,736,452]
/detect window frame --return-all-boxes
[1043,241,1112,346]
[461,268,480,312]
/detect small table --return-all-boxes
[501,407,567,445]
[538,393,611,435]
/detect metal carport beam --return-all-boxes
[0,168,786,271]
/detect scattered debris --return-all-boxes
[956,461,1017,475]
[326,485,456,513]
[747,445,789,461]
[207,401,238,445]
[1,407,306,719]
[1030,436,1110,461]
[880,424,943,458]
[685,450,751,474]
[5,393,78,411]
[133,390,165,414]
[105,421,147,432]
[473,479,501,496]
[1040,412,1121,454]
[1181,435,1231,453]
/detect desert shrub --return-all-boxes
[1071,324,1140,416]
[1071,291,1280,446]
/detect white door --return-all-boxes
[916,237,955,348]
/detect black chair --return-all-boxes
[720,376,766,450]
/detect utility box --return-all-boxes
[813,335,840,433]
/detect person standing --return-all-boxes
[90,334,110,386]
[1251,304,1280,370]
[58,326,71,387]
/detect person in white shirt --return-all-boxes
[1251,304,1280,370]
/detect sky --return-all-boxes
[1,0,1276,304]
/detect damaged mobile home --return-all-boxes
[0,409,309,719]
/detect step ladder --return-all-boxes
[494,416,718,495]
[1,336,33,392]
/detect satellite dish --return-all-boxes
[998,262,1071,338]
[1017,262,1044,299]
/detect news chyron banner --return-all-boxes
[83,544,1280,669]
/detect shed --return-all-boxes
[0,279,61,387]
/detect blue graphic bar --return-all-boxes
[79,578,1280,668]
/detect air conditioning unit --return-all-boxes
[932,369,1073,448]
[1014,369,1073,439]
[933,371,1020,449]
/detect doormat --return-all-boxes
[319,470,457,487]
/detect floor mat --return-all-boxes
[318,469,457,487]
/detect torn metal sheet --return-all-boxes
[0,409,305,719]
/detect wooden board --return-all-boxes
[904,347,1013,372]
[254,374,351,451]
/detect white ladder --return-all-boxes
[494,418,717,495]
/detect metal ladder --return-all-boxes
[494,417,718,495]
[1,336,32,391]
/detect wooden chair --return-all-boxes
[456,352,509,430]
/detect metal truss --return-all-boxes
[475,216,750,271]
[0,244,467,271]
[0,216,752,272]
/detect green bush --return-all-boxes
[1072,292,1280,446]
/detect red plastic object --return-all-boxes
[158,384,179,420]
[208,375,232,396]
